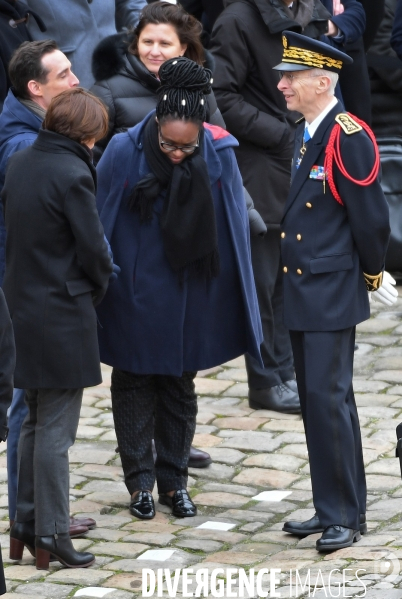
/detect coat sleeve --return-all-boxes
[63,172,113,305]
[391,0,402,60]
[0,136,38,189]
[210,13,290,149]
[96,134,130,243]
[0,289,15,441]
[327,0,366,45]
[0,61,7,113]
[115,0,146,31]
[96,136,118,217]
[335,131,390,275]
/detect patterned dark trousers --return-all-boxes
[111,368,197,494]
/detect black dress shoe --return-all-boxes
[249,384,301,413]
[283,513,367,537]
[316,525,361,552]
[35,533,95,569]
[188,446,212,468]
[284,378,298,394]
[159,489,197,518]
[10,520,36,559]
[129,490,155,520]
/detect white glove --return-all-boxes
[371,271,398,306]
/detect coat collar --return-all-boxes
[33,129,97,186]
[284,100,344,217]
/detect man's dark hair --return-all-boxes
[8,40,59,100]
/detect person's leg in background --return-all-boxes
[245,228,300,413]
[7,388,27,523]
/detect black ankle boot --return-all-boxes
[35,533,95,570]
[10,520,36,559]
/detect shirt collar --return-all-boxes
[305,97,338,139]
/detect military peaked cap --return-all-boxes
[273,30,353,73]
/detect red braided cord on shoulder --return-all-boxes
[323,113,380,206]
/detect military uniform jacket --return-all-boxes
[281,101,390,331]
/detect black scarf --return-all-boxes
[128,117,220,280]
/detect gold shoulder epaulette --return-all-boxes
[335,113,362,135]
[295,116,305,125]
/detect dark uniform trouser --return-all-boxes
[290,327,366,530]
[245,229,294,388]
[15,388,83,536]
[111,368,197,495]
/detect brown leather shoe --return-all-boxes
[70,516,96,530]
[188,446,212,468]
[150,440,212,468]
[69,522,89,538]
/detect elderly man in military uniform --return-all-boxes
[275,31,394,552]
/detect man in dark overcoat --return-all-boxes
[210,0,365,414]
[275,31,391,551]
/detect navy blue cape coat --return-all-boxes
[96,112,263,376]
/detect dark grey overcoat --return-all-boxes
[1,129,113,389]
[210,0,332,224]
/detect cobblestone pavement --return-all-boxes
[3,289,402,598]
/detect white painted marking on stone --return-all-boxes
[197,521,236,531]
[137,549,175,561]
[74,589,115,598]
[252,490,292,502]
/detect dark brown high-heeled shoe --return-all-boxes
[10,520,36,559]
[35,533,95,570]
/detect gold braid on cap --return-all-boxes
[282,46,343,70]
[363,271,383,292]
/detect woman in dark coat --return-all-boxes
[96,57,262,520]
[1,88,113,569]
[90,1,224,163]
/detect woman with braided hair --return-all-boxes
[96,56,262,519]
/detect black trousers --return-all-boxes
[111,369,197,494]
[290,327,366,530]
[16,388,83,535]
[245,229,294,389]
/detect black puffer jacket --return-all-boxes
[90,32,225,161]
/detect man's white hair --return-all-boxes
[310,68,339,95]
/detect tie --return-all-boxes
[296,128,311,169]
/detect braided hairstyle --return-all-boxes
[156,56,212,125]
